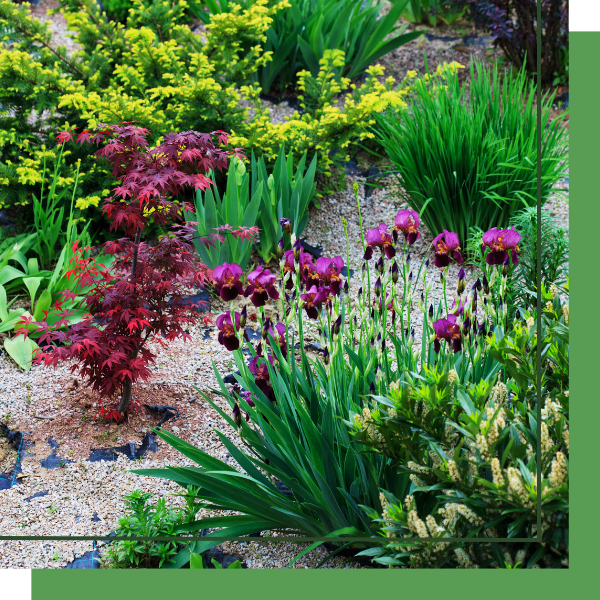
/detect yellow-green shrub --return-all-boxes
[0,0,444,217]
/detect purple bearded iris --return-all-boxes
[315,256,344,296]
[282,249,315,289]
[300,285,329,319]
[212,262,244,301]
[216,312,245,351]
[364,223,395,260]
[481,226,521,266]
[249,353,276,402]
[432,230,463,268]
[394,209,420,245]
[244,265,280,307]
[433,314,463,353]
[266,322,287,357]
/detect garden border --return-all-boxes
[0,1,547,549]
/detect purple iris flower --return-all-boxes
[394,209,420,245]
[212,262,244,301]
[216,312,244,351]
[244,265,280,307]
[266,322,288,357]
[433,314,462,353]
[432,230,463,268]
[249,353,276,402]
[300,285,329,319]
[364,223,395,260]
[315,256,344,296]
[481,227,521,266]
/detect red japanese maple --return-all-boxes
[26,123,254,418]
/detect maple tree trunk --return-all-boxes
[117,230,141,416]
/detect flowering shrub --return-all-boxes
[21,124,254,419]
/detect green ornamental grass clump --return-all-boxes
[375,59,568,253]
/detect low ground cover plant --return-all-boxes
[375,59,568,252]
[103,489,201,568]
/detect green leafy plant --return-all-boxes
[187,157,262,270]
[403,0,467,26]
[190,552,243,569]
[252,147,317,262]
[104,489,201,569]
[375,59,568,252]
[254,0,422,93]
[507,206,569,312]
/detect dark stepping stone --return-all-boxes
[424,33,461,42]
[25,490,49,503]
[91,512,101,522]
[177,288,211,313]
[40,449,72,469]
[48,437,59,449]
[64,549,101,569]
[463,34,494,47]
[300,240,323,259]
[223,371,241,385]
[208,547,247,569]
[245,327,261,342]
[343,159,363,177]
[87,431,159,462]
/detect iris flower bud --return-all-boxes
[277,237,285,260]
[457,267,466,295]
[323,347,330,365]
[375,257,384,275]
[375,277,382,297]
[233,403,241,428]
[429,304,434,319]
[240,306,247,329]
[293,238,302,261]
[483,274,490,295]
[280,218,292,235]
[391,261,399,284]
[331,315,342,337]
